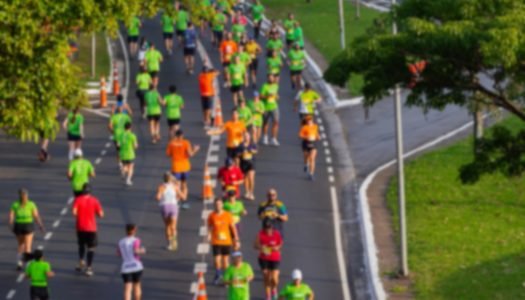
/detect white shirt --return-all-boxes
[118,236,144,274]
[159,183,178,206]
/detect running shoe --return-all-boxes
[181,202,190,210]
[262,135,269,145]
[85,267,94,277]
[271,138,280,146]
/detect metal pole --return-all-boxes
[91,33,96,78]
[338,0,346,49]
[392,0,409,276]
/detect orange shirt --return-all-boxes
[299,124,319,141]
[166,138,191,173]
[224,121,246,148]
[220,40,238,63]
[208,211,234,246]
[199,72,217,97]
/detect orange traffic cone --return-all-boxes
[213,99,223,128]
[194,272,207,300]
[202,165,214,201]
[112,62,120,96]
[99,76,107,108]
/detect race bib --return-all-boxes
[262,246,272,255]
[308,135,316,141]
[268,96,276,104]
[217,232,227,241]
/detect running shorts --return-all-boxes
[290,69,303,76]
[230,84,242,93]
[67,133,82,141]
[173,172,188,181]
[122,271,143,283]
[213,31,224,43]
[302,140,317,152]
[226,146,242,159]
[149,71,159,78]
[184,47,196,56]
[160,203,179,219]
[263,109,280,124]
[176,29,186,37]
[163,32,174,39]
[77,231,98,248]
[201,96,213,110]
[249,59,259,71]
[167,118,180,127]
[258,258,280,271]
[212,245,232,256]
[147,114,161,121]
[13,223,34,236]
[127,35,139,43]
[30,286,49,300]
[240,160,255,173]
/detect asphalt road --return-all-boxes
[0,17,344,300]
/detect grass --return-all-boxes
[386,117,525,299]
[73,33,110,84]
[262,0,384,96]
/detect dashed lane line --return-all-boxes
[6,289,15,299]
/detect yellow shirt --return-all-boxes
[245,41,260,59]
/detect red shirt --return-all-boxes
[218,166,244,196]
[258,229,282,261]
[73,194,103,232]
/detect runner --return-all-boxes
[217,157,244,197]
[183,22,197,74]
[118,224,146,300]
[266,19,279,39]
[208,109,247,164]
[283,13,296,48]
[261,74,280,146]
[155,172,185,250]
[257,188,289,236]
[248,91,265,144]
[279,269,315,300]
[266,32,283,58]
[118,122,138,186]
[109,106,132,165]
[231,10,247,43]
[211,7,227,47]
[267,50,282,81]
[137,37,149,66]
[175,4,189,47]
[161,11,175,55]
[68,149,95,196]
[294,83,322,120]
[144,43,163,88]
[216,0,233,17]
[293,21,305,50]
[112,94,133,116]
[287,43,305,90]
[63,107,84,161]
[245,36,262,88]
[207,198,240,285]
[299,116,320,180]
[223,251,254,300]
[9,189,44,270]
[135,66,152,118]
[38,136,51,162]
[72,184,104,276]
[237,100,253,138]
[254,218,283,300]
[25,249,54,300]
[164,85,185,137]
[145,84,165,144]
[239,132,257,200]
[198,66,219,128]
[127,16,141,58]
[224,187,247,233]
[166,130,200,209]
[251,0,265,40]
[220,32,238,77]
[226,55,248,106]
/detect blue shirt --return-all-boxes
[184,28,197,49]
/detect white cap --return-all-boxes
[74,148,83,157]
[291,269,302,280]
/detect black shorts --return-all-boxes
[163,32,173,39]
[113,140,120,152]
[302,140,317,152]
[73,190,84,197]
[147,114,161,121]
[266,50,274,58]
[30,286,49,300]
[286,39,295,47]
[176,29,185,37]
[149,71,159,78]
[258,258,280,271]
[13,223,34,236]
[212,245,232,256]
[67,133,82,141]
[227,146,242,159]
[128,35,139,43]
[77,231,98,248]
[213,30,223,42]
[122,271,143,283]
[121,160,134,165]
[240,160,255,173]
[136,89,147,105]
[290,69,303,76]
[230,85,242,93]
[183,47,196,56]
[167,118,180,127]
[201,96,213,110]
[249,59,259,71]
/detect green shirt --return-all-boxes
[128,16,140,36]
[110,113,131,143]
[161,13,175,33]
[248,100,265,127]
[223,262,254,300]
[261,83,279,111]
[284,19,296,40]
[68,158,94,192]
[267,56,282,75]
[119,131,137,161]
[251,5,265,22]
[145,90,162,115]
[279,283,313,300]
[67,112,83,136]
[294,26,304,48]
[165,93,184,120]
[266,38,283,53]
[229,63,246,86]
[26,260,51,287]
[11,200,37,224]
[212,13,227,31]
[175,10,189,31]
[233,51,252,67]
[136,73,152,90]
[224,200,245,224]
[145,49,162,72]
[232,23,245,43]
[299,90,321,114]
[237,106,253,127]
[288,49,305,71]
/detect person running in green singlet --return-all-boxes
[251,0,265,40]
[293,21,304,49]
[212,7,227,47]
[144,43,163,88]
[135,66,152,118]
[279,269,314,300]
[261,74,280,146]
[118,123,138,186]
[248,91,265,144]
[224,188,247,232]
[127,16,141,57]
[283,13,296,49]
[161,11,175,55]
[287,43,306,90]
[26,249,54,300]
[68,149,95,196]
[267,50,282,81]
[164,85,185,137]
[175,4,189,47]
[109,106,132,165]
[63,107,84,161]
[145,84,165,144]
[266,33,283,58]
[227,55,248,106]
[223,251,254,300]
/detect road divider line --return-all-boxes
[201,210,211,220]
[197,243,210,255]
[207,155,219,163]
[16,274,24,283]
[95,158,102,165]
[44,232,53,241]
[199,226,208,236]
[193,262,207,273]
[326,157,332,164]
[52,220,61,228]
[105,142,111,148]
[6,289,15,299]
[67,197,74,205]
[330,186,352,300]
[60,207,68,215]
[325,149,331,156]
[101,149,107,156]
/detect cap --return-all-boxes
[292,269,303,280]
[231,251,243,258]
[74,148,83,157]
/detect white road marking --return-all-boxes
[210,144,220,152]
[105,142,111,148]
[60,207,68,215]
[203,199,213,205]
[68,197,74,205]
[317,118,323,124]
[193,262,207,273]
[325,149,331,156]
[327,167,334,174]
[95,158,102,165]
[6,290,15,299]
[44,232,53,241]
[321,133,327,140]
[101,149,107,156]
[323,141,329,147]
[81,108,111,118]
[330,187,352,300]
[190,282,198,294]
[201,210,211,220]
[329,176,335,183]
[52,220,61,228]
[199,226,208,236]
[197,243,210,255]
[326,157,332,164]
[208,166,218,175]
[315,110,319,116]
[319,125,325,132]
[207,155,219,163]
[16,273,24,283]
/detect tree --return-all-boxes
[324,0,525,180]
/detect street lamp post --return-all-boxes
[338,0,345,49]
[391,0,409,277]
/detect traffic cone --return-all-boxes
[213,99,223,128]
[194,272,207,300]
[202,165,214,201]
[112,62,120,96]
[99,76,107,108]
